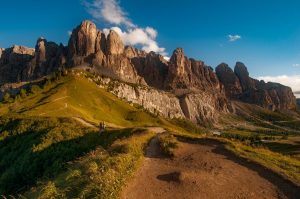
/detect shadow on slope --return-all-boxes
[0,116,135,195]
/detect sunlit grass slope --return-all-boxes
[0,75,160,128]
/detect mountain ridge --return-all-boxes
[0,20,297,124]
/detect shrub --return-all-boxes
[158,132,178,157]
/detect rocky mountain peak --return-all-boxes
[68,20,97,63]
[216,62,297,110]
[234,62,255,91]
[106,30,124,55]
[216,63,242,98]
[234,62,249,76]
[170,48,185,68]
[11,45,35,56]
[35,37,47,64]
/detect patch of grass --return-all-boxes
[263,137,300,159]
[223,139,300,185]
[158,132,178,157]
[24,130,155,199]
[170,118,206,134]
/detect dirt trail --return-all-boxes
[121,137,300,199]
[73,117,97,129]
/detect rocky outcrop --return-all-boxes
[0,45,35,84]
[106,30,124,55]
[68,20,97,65]
[216,63,242,98]
[179,93,229,124]
[99,77,227,124]
[0,39,66,84]
[234,62,256,91]
[0,48,4,58]
[34,37,63,77]
[109,82,184,119]
[131,51,168,89]
[67,21,145,84]
[217,62,297,110]
[165,48,223,92]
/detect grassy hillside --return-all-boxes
[0,74,161,128]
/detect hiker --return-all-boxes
[99,121,106,133]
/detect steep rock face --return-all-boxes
[234,62,296,110]
[180,93,229,124]
[95,30,106,54]
[106,30,124,55]
[0,48,4,58]
[165,48,223,92]
[256,82,296,110]
[109,82,185,119]
[217,62,297,110]
[131,51,168,89]
[124,46,147,58]
[67,21,144,84]
[68,20,97,65]
[105,79,227,124]
[34,37,61,77]
[0,39,66,84]
[216,63,242,98]
[162,48,230,118]
[234,62,256,91]
[0,45,35,84]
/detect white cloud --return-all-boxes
[163,56,170,61]
[83,0,134,27]
[84,0,167,56]
[68,31,72,36]
[145,27,157,39]
[103,27,167,55]
[292,63,300,67]
[257,75,300,97]
[228,34,241,42]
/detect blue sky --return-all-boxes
[1,0,300,92]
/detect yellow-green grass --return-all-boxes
[222,138,300,185]
[0,115,147,196]
[24,130,155,199]
[264,136,300,160]
[0,75,160,128]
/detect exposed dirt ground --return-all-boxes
[121,137,300,199]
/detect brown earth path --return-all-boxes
[121,136,300,199]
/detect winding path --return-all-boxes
[121,137,300,199]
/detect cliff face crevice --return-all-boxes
[0,20,296,125]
